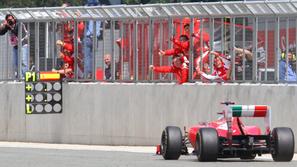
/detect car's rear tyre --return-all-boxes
[271,127,295,161]
[196,128,218,161]
[161,126,182,160]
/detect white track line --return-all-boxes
[0,142,155,153]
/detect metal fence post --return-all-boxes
[74,20,78,80]
[133,20,138,81]
[274,17,280,82]
[189,17,194,82]
[17,22,23,79]
[264,18,268,82]
[141,22,145,80]
[35,22,40,71]
[110,20,115,81]
[158,20,163,80]
[149,19,154,81]
[199,17,204,80]
[230,17,236,81]
[120,21,124,81]
[209,17,214,74]
[242,18,246,81]
[92,19,97,81]
[252,17,258,82]
[285,17,289,81]
[102,20,106,80]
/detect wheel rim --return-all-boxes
[271,131,278,158]
[196,133,201,159]
[161,130,168,156]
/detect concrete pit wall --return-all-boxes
[0,82,296,152]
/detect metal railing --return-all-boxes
[0,0,297,83]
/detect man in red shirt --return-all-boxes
[150,54,189,84]
[54,40,75,78]
[159,34,190,58]
[198,55,232,82]
[58,2,84,77]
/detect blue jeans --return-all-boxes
[12,44,29,78]
[83,37,93,77]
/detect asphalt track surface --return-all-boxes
[0,142,296,167]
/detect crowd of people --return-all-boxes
[150,22,297,84]
[150,23,234,84]
[0,2,296,83]
[53,0,102,79]
[0,0,103,79]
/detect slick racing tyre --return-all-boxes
[271,127,295,161]
[161,126,183,160]
[196,128,218,161]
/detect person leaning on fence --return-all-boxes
[159,34,190,58]
[84,0,102,79]
[158,34,190,81]
[150,53,189,84]
[279,50,297,82]
[191,30,210,79]
[57,2,85,78]
[198,53,232,82]
[0,14,29,78]
[53,40,74,79]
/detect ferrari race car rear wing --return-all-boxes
[223,104,271,135]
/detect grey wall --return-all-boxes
[0,82,296,152]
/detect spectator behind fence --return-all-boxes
[192,29,210,79]
[279,51,297,81]
[233,46,253,80]
[0,14,29,78]
[53,40,74,79]
[58,2,85,78]
[159,34,190,58]
[150,53,189,84]
[84,0,102,79]
[103,54,120,80]
[198,53,232,82]
[104,54,111,80]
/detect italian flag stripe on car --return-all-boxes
[231,105,268,117]
[232,105,242,117]
[254,105,268,117]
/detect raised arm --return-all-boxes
[0,22,9,35]
[234,47,253,61]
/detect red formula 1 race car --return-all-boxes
[158,102,295,161]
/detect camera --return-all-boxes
[7,19,14,26]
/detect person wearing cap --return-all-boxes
[57,2,85,78]
[54,40,75,78]
[84,0,102,79]
[0,14,29,78]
